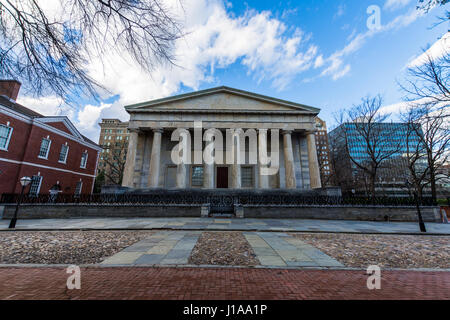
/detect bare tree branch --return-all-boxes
[0,0,183,105]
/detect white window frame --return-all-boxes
[74,181,83,196]
[29,175,43,196]
[80,152,88,168]
[0,124,13,151]
[38,138,52,159]
[58,144,69,164]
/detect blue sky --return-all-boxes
[18,0,449,140]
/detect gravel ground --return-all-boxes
[291,233,450,269]
[0,231,154,264]
[188,232,260,266]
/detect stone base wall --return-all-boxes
[0,204,442,222]
[0,205,201,219]
[243,206,441,222]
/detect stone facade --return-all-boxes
[97,119,129,185]
[122,86,322,191]
[0,204,441,222]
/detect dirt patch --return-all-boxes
[0,231,154,264]
[291,233,450,269]
[188,232,260,266]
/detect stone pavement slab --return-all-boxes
[102,231,200,266]
[244,232,344,268]
[1,217,449,235]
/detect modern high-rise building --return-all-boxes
[97,119,129,185]
[328,122,424,196]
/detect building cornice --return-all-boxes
[125,86,321,114]
[128,109,315,115]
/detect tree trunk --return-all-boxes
[430,168,437,204]
[369,173,376,203]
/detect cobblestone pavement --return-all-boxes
[0,267,448,300]
[101,231,343,268]
[291,233,450,269]
[1,217,449,234]
[0,231,154,264]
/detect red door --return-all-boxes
[216,167,228,188]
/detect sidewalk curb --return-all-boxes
[0,263,449,272]
[0,227,449,236]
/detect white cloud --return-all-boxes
[16,95,111,141]
[320,8,424,80]
[408,32,450,67]
[17,95,67,116]
[16,0,322,141]
[334,4,346,19]
[384,0,413,11]
[379,101,411,116]
[76,103,111,140]
[82,0,320,105]
[314,55,325,68]
[11,0,435,141]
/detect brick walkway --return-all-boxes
[0,267,448,300]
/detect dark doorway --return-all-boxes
[216,167,229,188]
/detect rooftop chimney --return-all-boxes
[0,80,21,101]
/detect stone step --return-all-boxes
[209,213,234,218]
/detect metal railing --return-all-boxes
[0,192,436,207]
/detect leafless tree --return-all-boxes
[0,0,182,104]
[401,52,450,202]
[331,96,403,200]
[402,51,450,104]
[101,141,128,185]
[417,0,449,12]
[402,102,450,203]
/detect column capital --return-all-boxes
[152,128,164,134]
[282,129,293,135]
[258,128,268,133]
[128,128,140,133]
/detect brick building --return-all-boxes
[314,117,333,186]
[97,119,129,185]
[0,80,101,195]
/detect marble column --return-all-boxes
[258,129,269,189]
[306,131,322,189]
[231,133,241,189]
[122,129,139,187]
[283,130,297,189]
[148,128,163,188]
[176,163,187,188]
[203,139,214,188]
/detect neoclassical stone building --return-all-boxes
[122,86,321,190]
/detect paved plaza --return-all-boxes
[101,231,343,267]
[1,217,449,234]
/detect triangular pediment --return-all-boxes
[35,116,83,139]
[125,86,319,114]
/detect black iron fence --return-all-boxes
[0,192,436,207]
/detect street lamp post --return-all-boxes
[405,179,426,233]
[9,176,32,229]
